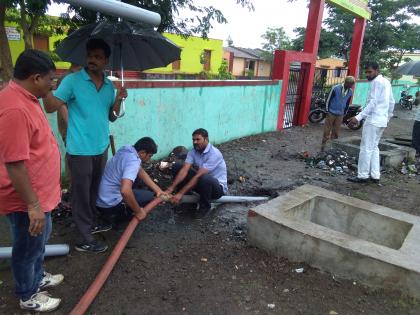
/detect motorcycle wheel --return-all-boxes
[408,102,413,110]
[347,119,363,130]
[309,109,326,123]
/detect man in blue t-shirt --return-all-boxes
[43,38,127,253]
[321,76,355,151]
[166,128,227,212]
[97,137,164,226]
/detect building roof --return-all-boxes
[224,46,270,61]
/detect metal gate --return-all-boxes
[284,67,306,128]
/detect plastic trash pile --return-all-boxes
[400,159,418,176]
[300,149,357,176]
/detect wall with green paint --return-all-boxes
[44,81,281,168]
[145,33,223,75]
[351,81,419,108]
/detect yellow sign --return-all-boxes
[327,0,371,20]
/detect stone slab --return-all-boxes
[332,136,416,167]
[248,185,420,298]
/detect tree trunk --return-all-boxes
[0,4,13,83]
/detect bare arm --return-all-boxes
[120,179,147,220]
[166,163,192,193]
[43,92,66,113]
[109,87,127,122]
[138,168,163,196]
[5,161,45,236]
[178,168,208,196]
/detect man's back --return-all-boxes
[97,146,141,208]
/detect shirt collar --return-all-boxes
[203,143,212,154]
[81,67,111,85]
[9,80,39,102]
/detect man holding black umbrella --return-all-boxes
[43,38,127,253]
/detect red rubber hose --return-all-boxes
[70,198,163,315]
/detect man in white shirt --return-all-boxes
[348,61,395,184]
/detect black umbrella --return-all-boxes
[395,60,420,76]
[56,20,181,117]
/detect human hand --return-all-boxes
[348,116,358,127]
[165,187,174,194]
[28,203,45,237]
[134,208,147,221]
[170,193,183,204]
[117,87,127,101]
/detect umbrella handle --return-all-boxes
[113,99,125,118]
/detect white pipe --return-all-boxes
[63,0,161,26]
[0,244,70,259]
[180,195,269,204]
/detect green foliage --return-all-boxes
[288,0,420,76]
[260,27,291,61]
[217,60,234,80]
[62,0,254,38]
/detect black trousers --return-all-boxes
[172,162,224,209]
[67,150,108,243]
[412,120,420,155]
[97,189,154,224]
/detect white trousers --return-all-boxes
[357,123,385,179]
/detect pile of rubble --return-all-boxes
[400,158,418,176]
[300,149,358,176]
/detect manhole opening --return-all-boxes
[285,196,412,249]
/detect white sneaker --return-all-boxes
[39,272,64,290]
[20,291,61,312]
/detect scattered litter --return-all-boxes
[353,281,357,285]
[235,265,239,270]
[400,160,418,176]
[239,176,246,183]
[329,311,338,315]
[295,268,304,273]
[283,288,289,293]
[301,149,357,176]
[267,303,275,309]
[200,257,208,262]
[159,161,170,170]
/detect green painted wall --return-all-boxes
[45,82,281,167]
[352,81,420,108]
[145,33,223,75]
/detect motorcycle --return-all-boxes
[309,102,364,130]
[399,88,414,110]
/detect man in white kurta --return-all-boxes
[348,62,395,184]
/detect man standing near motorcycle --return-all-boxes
[348,62,395,184]
[321,76,355,151]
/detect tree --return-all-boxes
[0,2,14,82]
[62,0,254,38]
[260,27,291,62]
[290,27,342,59]
[0,0,55,82]
[288,0,420,76]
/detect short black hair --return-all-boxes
[364,61,379,71]
[192,128,208,139]
[86,38,111,58]
[134,137,157,154]
[13,49,56,80]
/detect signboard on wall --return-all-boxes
[6,26,21,41]
[326,0,371,19]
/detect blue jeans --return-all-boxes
[7,212,52,300]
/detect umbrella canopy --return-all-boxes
[56,20,181,71]
[395,60,420,76]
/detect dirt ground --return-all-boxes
[1,108,420,315]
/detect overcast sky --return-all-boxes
[48,0,311,49]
